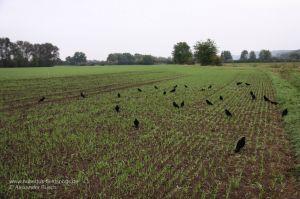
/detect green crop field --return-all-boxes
[0,64,299,198]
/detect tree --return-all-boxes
[0,37,59,67]
[106,53,170,65]
[156,56,173,64]
[31,43,59,67]
[118,53,135,65]
[240,50,249,61]
[106,53,119,65]
[15,41,34,66]
[249,51,257,61]
[134,53,144,64]
[172,42,193,64]
[0,37,13,67]
[221,51,233,62]
[194,39,218,65]
[289,53,300,60]
[72,52,87,65]
[66,52,87,65]
[259,50,272,62]
[141,55,155,65]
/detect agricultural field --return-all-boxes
[0,64,299,198]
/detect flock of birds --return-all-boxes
[37,81,289,154]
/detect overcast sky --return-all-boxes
[0,0,299,60]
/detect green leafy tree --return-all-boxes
[289,53,300,60]
[172,42,193,64]
[258,50,272,62]
[106,53,119,64]
[0,37,59,67]
[194,39,218,65]
[31,43,59,67]
[119,53,135,65]
[249,51,257,61]
[221,51,233,62]
[141,55,155,65]
[0,37,14,67]
[72,52,87,65]
[66,52,87,65]
[240,50,249,61]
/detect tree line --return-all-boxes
[106,53,172,65]
[1,37,299,67]
[237,50,272,62]
[0,37,60,67]
[222,49,300,63]
[62,52,172,66]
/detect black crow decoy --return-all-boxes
[115,105,120,112]
[163,91,166,95]
[184,85,188,88]
[80,92,86,98]
[154,86,158,89]
[173,102,180,108]
[263,95,270,102]
[220,96,223,101]
[282,108,288,117]
[206,100,213,105]
[250,91,256,100]
[245,83,251,86]
[201,88,205,91]
[117,93,121,98]
[137,88,142,92]
[38,96,45,103]
[235,137,246,153]
[170,88,176,93]
[208,85,212,89]
[133,119,139,128]
[174,85,178,88]
[236,82,242,85]
[181,101,184,107]
[225,109,232,117]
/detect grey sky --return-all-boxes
[1,0,299,60]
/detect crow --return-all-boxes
[173,102,180,108]
[201,88,206,91]
[220,96,223,101]
[250,91,256,100]
[184,85,188,88]
[181,101,184,107]
[115,105,120,112]
[245,83,251,86]
[225,109,232,117]
[263,95,270,102]
[38,96,45,103]
[170,88,176,93]
[206,100,213,105]
[163,91,167,95]
[236,82,242,85]
[80,92,86,98]
[282,108,288,117]
[174,85,178,88]
[270,101,278,105]
[137,88,142,92]
[154,86,158,89]
[234,137,246,153]
[133,118,139,128]
[117,93,121,98]
[208,85,212,89]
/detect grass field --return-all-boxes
[0,64,300,198]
